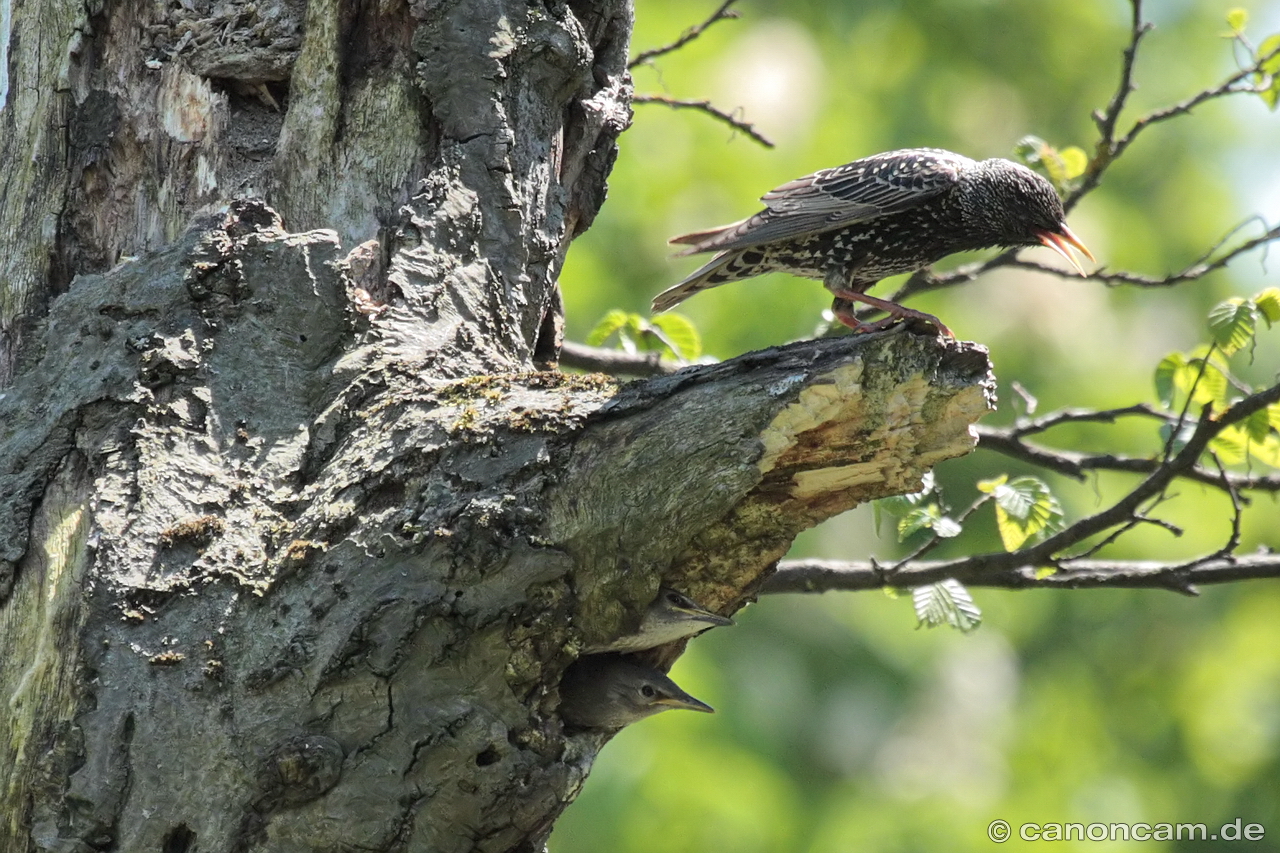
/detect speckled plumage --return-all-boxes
[653,148,1093,335]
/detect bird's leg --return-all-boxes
[825,278,953,338]
[830,297,871,332]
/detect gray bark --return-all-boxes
[0,1,994,850]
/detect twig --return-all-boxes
[558,341,680,377]
[1071,0,1154,211]
[878,17,1280,308]
[1162,350,1215,465]
[629,0,740,69]
[886,218,1280,308]
[975,424,1280,493]
[632,95,775,148]
[1008,403,1172,438]
[1209,453,1245,557]
[1068,1,1280,211]
[1065,512,1178,562]
[763,552,1280,595]
[861,382,1280,585]
[970,221,1280,288]
[889,493,992,570]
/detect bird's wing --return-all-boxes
[670,148,973,254]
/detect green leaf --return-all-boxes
[976,474,1008,494]
[1254,287,1280,325]
[1034,566,1058,580]
[1012,137,1085,192]
[1154,353,1182,408]
[895,502,961,542]
[1258,34,1280,110]
[1012,135,1046,165]
[586,309,634,348]
[913,579,982,633]
[1210,424,1249,466]
[897,506,935,540]
[1185,356,1230,406]
[877,494,920,518]
[1059,147,1088,180]
[876,474,936,519]
[1244,407,1273,443]
[992,476,1064,551]
[1154,351,1229,409]
[1247,434,1280,468]
[1263,80,1280,111]
[1227,8,1248,33]
[648,313,702,361]
[932,515,963,539]
[1207,298,1257,355]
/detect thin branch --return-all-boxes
[1008,403,1172,438]
[1069,0,1154,211]
[863,382,1280,585]
[886,217,1280,308]
[764,552,1280,595]
[889,493,992,570]
[1162,349,1215,465]
[1090,0,1153,153]
[1071,46,1280,211]
[878,14,1280,308]
[632,96,775,148]
[1065,512,1178,562]
[1209,452,1245,557]
[975,425,1280,493]
[558,341,680,377]
[978,221,1280,288]
[628,0,740,69]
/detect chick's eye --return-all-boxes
[666,592,685,605]
[640,685,657,698]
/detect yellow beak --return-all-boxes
[1036,224,1095,276]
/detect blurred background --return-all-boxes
[551,1,1280,850]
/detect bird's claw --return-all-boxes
[831,297,953,338]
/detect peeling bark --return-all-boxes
[0,1,994,850]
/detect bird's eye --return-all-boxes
[640,685,657,698]
[666,591,687,606]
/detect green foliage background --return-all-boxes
[551,1,1280,850]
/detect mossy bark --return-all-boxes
[0,1,993,850]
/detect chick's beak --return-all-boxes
[677,604,735,628]
[1035,224,1095,276]
[656,691,716,714]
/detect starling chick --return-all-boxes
[652,147,1094,336]
[585,587,735,653]
[559,654,714,730]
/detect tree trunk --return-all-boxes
[0,1,994,850]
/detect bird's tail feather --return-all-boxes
[651,251,738,313]
[668,217,752,255]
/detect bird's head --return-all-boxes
[637,587,735,644]
[581,586,735,653]
[559,654,715,729]
[968,159,1095,274]
[604,663,716,723]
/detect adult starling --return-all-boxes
[584,587,735,653]
[559,654,714,730]
[652,148,1094,336]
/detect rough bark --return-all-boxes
[0,0,995,850]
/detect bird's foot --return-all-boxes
[830,293,953,338]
